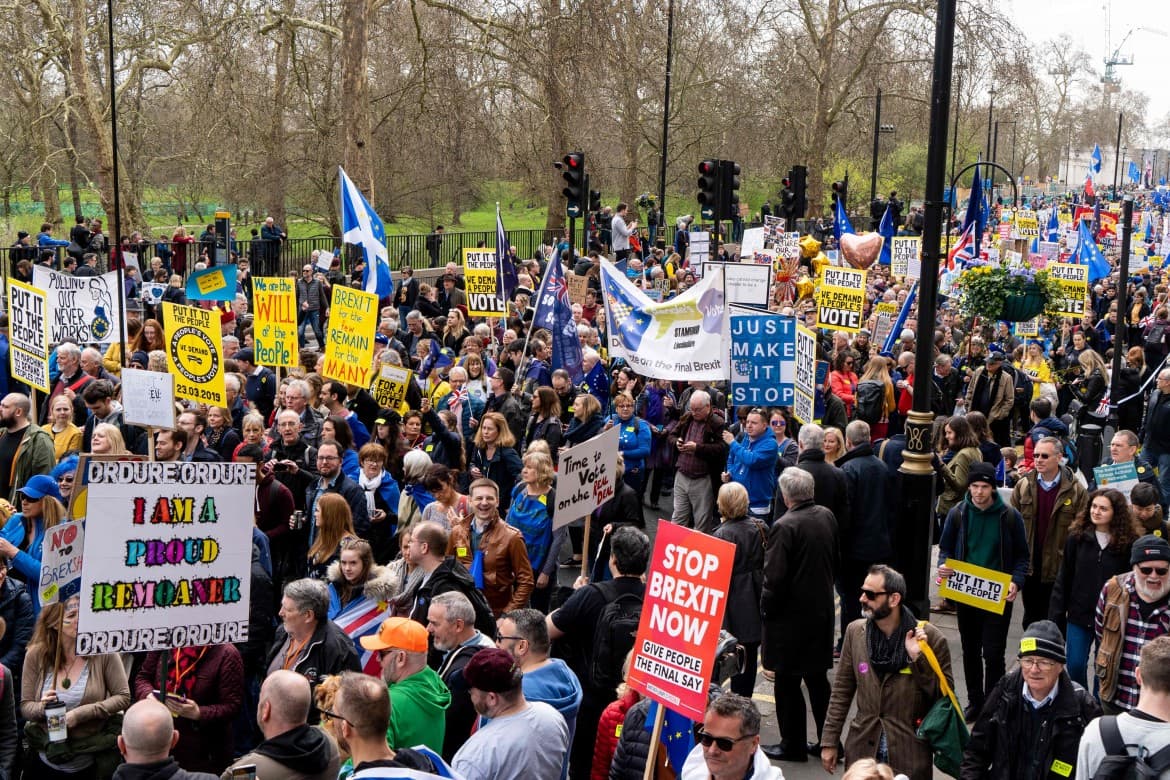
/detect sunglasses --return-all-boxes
[697,729,756,752]
[1139,565,1170,577]
[860,589,889,600]
[770,420,785,427]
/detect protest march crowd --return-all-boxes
[3,168,1170,780]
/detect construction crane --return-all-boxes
[1102,1,1167,94]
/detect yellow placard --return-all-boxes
[370,364,413,409]
[815,267,865,333]
[196,268,229,296]
[1051,759,1073,777]
[162,303,226,406]
[7,278,50,392]
[938,558,1012,614]
[252,277,299,368]
[1048,262,1089,320]
[322,286,379,388]
[463,248,506,317]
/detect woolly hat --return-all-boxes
[967,462,997,488]
[1018,619,1066,664]
[1131,534,1170,566]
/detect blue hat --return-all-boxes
[18,474,62,502]
[374,333,390,345]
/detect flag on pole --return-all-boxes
[1046,208,1060,242]
[496,204,518,300]
[961,167,986,250]
[1084,173,1096,200]
[1091,144,1103,174]
[878,204,895,265]
[833,194,854,242]
[945,223,976,273]
[339,166,392,299]
[1128,161,1141,184]
[530,255,584,383]
[644,702,696,771]
[1075,219,1112,283]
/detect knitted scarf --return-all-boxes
[865,604,918,676]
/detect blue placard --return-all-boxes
[815,360,830,420]
[730,310,795,406]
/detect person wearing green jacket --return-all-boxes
[361,616,451,754]
[0,394,56,505]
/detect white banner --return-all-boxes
[31,267,124,345]
[553,425,620,530]
[601,259,729,380]
[76,461,255,655]
[121,368,176,429]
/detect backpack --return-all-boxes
[1146,322,1169,350]
[1029,425,1079,470]
[589,581,644,690]
[854,380,885,424]
[1091,715,1170,779]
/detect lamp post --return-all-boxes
[656,0,674,215]
[107,0,127,366]
[899,0,957,617]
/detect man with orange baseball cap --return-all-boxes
[361,616,451,754]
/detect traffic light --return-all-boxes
[719,160,741,220]
[779,178,795,219]
[560,152,585,217]
[697,159,719,212]
[589,188,602,213]
[790,165,808,218]
[830,180,847,211]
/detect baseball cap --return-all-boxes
[359,617,429,653]
[462,648,522,693]
[232,348,255,364]
[18,475,63,503]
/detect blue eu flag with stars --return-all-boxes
[602,265,652,353]
[645,702,696,770]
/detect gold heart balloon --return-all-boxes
[839,232,884,270]
[799,234,822,259]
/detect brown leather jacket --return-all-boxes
[448,514,535,615]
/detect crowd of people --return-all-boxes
[0,189,1167,780]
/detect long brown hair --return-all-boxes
[308,494,356,564]
[334,538,375,607]
[1070,488,1142,551]
[141,319,166,352]
[28,599,76,670]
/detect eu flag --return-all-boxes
[878,203,895,265]
[531,258,584,383]
[832,194,854,242]
[1075,220,1112,283]
[645,702,696,771]
[601,262,652,352]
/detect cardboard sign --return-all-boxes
[890,237,921,280]
[370,364,413,409]
[1049,262,1089,319]
[31,267,122,345]
[162,303,226,407]
[76,461,255,654]
[627,523,736,721]
[793,323,817,424]
[315,250,334,271]
[730,308,795,406]
[567,273,589,305]
[552,425,619,529]
[1094,461,1140,498]
[252,276,299,368]
[39,520,84,606]
[776,231,801,261]
[463,248,506,317]
[707,262,771,308]
[322,286,379,388]
[120,368,176,429]
[815,267,866,333]
[938,558,1012,614]
[871,301,898,348]
[7,278,50,392]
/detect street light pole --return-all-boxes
[870,88,883,208]
[107,0,127,366]
[656,0,674,217]
[900,0,957,617]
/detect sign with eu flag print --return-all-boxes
[730,307,795,406]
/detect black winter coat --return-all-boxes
[263,620,361,720]
[1049,531,1132,630]
[835,444,894,562]
[712,517,765,644]
[960,668,1100,780]
[789,449,849,526]
[0,577,32,679]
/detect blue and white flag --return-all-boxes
[644,702,696,771]
[1091,143,1103,175]
[339,166,392,299]
[878,204,895,265]
[833,194,854,242]
[1128,161,1141,184]
[1046,208,1060,242]
[1075,219,1112,283]
[961,167,986,247]
[531,258,584,383]
[496,204,518,300]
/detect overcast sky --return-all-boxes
[1005,1,1170,126]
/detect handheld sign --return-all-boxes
[730,307,795,406]
[553,425,619,530]
[252,276,299,368]
[627,523,736,721]
[1093,461,1140,498]
[121,369,176,430]
[322,286,378,387]
[815,267,865,333]
[370,365,413,410]
[39,520,84,606]
[938,558,1012,614]
[7,279,50,392]
[162,303,226,406]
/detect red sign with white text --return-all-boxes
[627,522,736,721]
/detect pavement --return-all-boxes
[560,490,1029,778]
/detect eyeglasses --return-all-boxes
[319,708,353,727]
[697,729,757,752]
[495,633,523,643]
[1034,453,1053,459]
[317,455,340,461]
[1139,565,1170,576]
[1019,657,1058,671]
[860,589,889,600]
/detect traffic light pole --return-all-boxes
[870,88,882,207]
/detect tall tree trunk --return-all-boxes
[340,0,372,200]
[265,0,294,225]
[542,0,569,232]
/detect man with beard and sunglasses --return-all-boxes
[1096,535,1170,715]
[821,564,955,780]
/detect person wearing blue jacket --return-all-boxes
[606,393,652,494]
[721,408,779,523]
[0,475,67,615]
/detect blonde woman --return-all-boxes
[823,427,846,465]
[89,423,127,455]
[1017,340,1056,401]
[43,396,82,459]
[1070,348,1109,425]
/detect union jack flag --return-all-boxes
[331,596,391,676]
[945,223,976,273]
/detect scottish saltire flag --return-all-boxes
[531,258,584,383]
[1091,144,1103,174]
[878,204,895,265]
[833,194,854,242]
[1075,220,1112,282]
[185,264,237,302]
[331,596,391,677]
[1046,208,1060,242]
[496,205,518,300]
[961,167,986,248]
[1128,161,1141,184]
[645,702,695,771]
[340,166,392,298]
[945,223,976,273]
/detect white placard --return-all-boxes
[705,262,772,308]
[31,266,124,345]
[553,425,620,530]
[315,250,334,271]
[120,368,176,429]
[76,461,255,654]
[39,520,84,606]
[688,231,710,263]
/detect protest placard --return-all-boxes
[627,523,736,721]
[141,283,166,305]
[463,248,506,317]
[776,231,801,261]
[1049,262,1089,319]
[688,231,710,262]
[1015,211,1040,238]
[552,425,619,529]
[322,286,378,387]
[31,266,122,345]
[890,237,921,280]
[707,262,771,308]
[1093,461,1140,498]
[121,368,176,429]
[740,227,765,256]
[938,558,1012,614]
[871,301,898,348]
[816,267,866,333]
[39,520,84,606]
[7,278,50,392]
[315,250,334,271]
[1014,319,1040,338]
[567,274,589,305]
[185,265,238,302]
[252,276,299,368]
[76,461,255,654]
[730,308,795,406]
[370,364,413,409]
[162,303,226,406]
[793,323,817,424]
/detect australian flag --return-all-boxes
[601,261,653,353]
[531,258,584,383]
